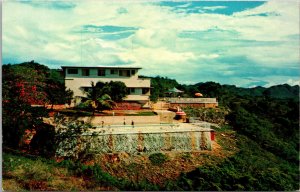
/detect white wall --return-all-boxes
[64,67,151,102]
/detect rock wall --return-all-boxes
[80,131,212,154]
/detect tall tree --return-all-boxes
[2,64,48,148]
[106,81,128,101]
[45,79,73,109]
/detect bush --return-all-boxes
[21,160,53,181]
[149,153,168,166]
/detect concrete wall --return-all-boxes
[63,67,151,103]
[167,98,217,103]
[65,78,150,98]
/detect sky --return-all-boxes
[2,0,300,87]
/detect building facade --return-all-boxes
[61,66,151,107]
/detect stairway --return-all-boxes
[152,101,170,110]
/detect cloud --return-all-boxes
[79,25,138,41]
[158,1,265,15]
[202,6,227,11]
[2,0,299,87]
[263,78,300,88]
[20,1,76,10]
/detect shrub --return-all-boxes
[149,153,168,166]
[21,160,53,181]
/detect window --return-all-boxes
[98,69,105,76]
[119,70,130,77]
[110,69,118,75]
[67,68,78,74]
[130,88,135,93]
[142,88,149,94]
[82,69,90,76]
[131,70,136,75]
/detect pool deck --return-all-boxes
[85,122,213,136]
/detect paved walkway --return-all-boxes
[86,123,212,135]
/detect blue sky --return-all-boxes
[2,0,299,87]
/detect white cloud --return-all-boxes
[2,1,299,87]
[263,77,300,88]
[202,6,227,11]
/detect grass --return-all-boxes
[2,151,160,191]
[3,152,56,190]
[126,111,158,116]
[56,109,94,116]
[2,152,105,191]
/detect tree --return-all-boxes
[2,62,73,149]
[2,64,48,148]
[45,79,73,109]
[106,81,128,101]
[149,76,180,101]
[3,65,48,105]
[83,82,116,115]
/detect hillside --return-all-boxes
[2,63,299,191]
[147,76,299,102]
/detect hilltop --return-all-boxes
[2,62,299,191]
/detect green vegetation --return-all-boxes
[184,107,229,124]
[147,77,299,190]
[147,76,180,101]
[149,153,169,166]
[126,111,158,116]
[161,83,299,191]
[82,81,116,115]
[3,152,160,191]
[2,61,73,148]
[168,134,299,191]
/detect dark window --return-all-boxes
[68,68,78,74]
[131,70,136,75]
[110,69,118,75]
[98,69,105,76]
[82,69,90,76]
[142,88,149,94]
[130,88,135,93]
[119,70,131,77]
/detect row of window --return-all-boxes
[82,87,149,94]
[67,68,136,77]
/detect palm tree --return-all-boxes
[97,94,116,111]
[84,82,115,115]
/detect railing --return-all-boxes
[166,98,217,103]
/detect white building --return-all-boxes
[61,66,151,107]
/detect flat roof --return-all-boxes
[61,66,142,69]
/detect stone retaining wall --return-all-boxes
[81,131,211,154]
[77,129,211,154]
